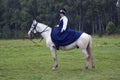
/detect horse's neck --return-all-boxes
[37,23,51,40]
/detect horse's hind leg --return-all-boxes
[82,49,90,71]
[91,56,95,71]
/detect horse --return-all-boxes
[28,20,95,71]
[116,0,120,8]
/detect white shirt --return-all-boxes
[57,16,68,31]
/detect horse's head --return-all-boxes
[28,20,50,39]
[28,20,38,39]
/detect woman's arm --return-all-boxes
[61,17,68,33]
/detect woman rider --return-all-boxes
[51,8,82,49]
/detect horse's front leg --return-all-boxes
[50,47,58,71]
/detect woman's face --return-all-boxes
[60,13,64,17]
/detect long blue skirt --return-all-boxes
[51,27,83,46]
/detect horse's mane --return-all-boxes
[39,22,49,27]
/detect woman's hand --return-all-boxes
[54,25,59,27]
[61,29,65,33]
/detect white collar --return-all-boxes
[60,16,66,20]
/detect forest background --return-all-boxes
[0,0,120,39]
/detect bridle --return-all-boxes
[31,22,49,35]
[30,22,49,44]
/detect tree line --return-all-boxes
[0,0,120,39]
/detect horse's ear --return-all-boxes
[33,19,36,22]
[33,20,37,24]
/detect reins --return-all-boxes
[30,37,43,47]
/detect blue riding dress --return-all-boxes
[51,16,83,46]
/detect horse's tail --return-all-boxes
[88,35,92,49]
[86,35,92,58]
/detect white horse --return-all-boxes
[28,20,95,71]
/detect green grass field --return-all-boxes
[0,36,120,80]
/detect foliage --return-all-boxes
[0,0,120,39]
[106,21,116,35]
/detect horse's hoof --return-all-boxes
[83,67,88,72]
[52,67,57,71]
[92,66,95,71]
